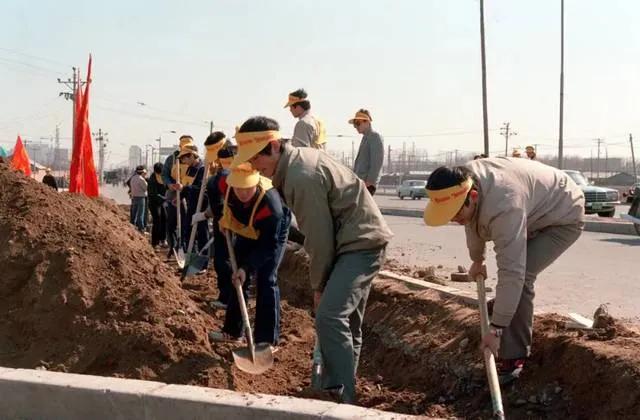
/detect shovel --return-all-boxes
[174,158,186,269]
[182,236,214,279]
[181,163,210,281]
[224,230,274,375]
[475,274,505,419]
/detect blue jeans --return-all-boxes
[131,197,146,232]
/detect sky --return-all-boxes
[1,0,639,167]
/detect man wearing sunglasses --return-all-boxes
[350,109,384,195]
[423,157,584,384]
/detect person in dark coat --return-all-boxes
[42,168,58,191]
[147,162,167,248]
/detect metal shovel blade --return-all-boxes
[175,248,186,269]
[183,254,209,278]
[232,343,274,375]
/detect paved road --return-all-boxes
[384,215,640,323]
[374,194,631,218]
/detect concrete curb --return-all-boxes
[379,207,638,236]
[0,367,417,419]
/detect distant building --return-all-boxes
[129,146,142,170]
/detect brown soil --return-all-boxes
[2,165,640,419]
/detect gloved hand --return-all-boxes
[191,211,207,225]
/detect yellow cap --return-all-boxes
[231,130,281,168]
[423,178,473,226]
[525,145,535,151]
[348,110,372,124]
[284,94,307,108]
[179,136,194,147]
[227,162,260,188]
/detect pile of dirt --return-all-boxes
[0,166,223,384]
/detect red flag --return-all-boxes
[69,55,99,197]
[69,71,85,193]
[10,135,32,176]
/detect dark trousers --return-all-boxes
[166,202,187,251]
[223,213,291,345]
[149,204,167,247]
[212,223,232,304]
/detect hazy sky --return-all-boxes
[1,0,638,166]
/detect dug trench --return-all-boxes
[1,165,639,418]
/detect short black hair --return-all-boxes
[238,116,280,157]
[427,166,478,205]
[205,131,226,146]
[153,162,163,173]
[218,148,234,159]
[290,88,310,110]
[179,135,193,141]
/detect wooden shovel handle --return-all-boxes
[475,274,505,419]
[224,230,256,363]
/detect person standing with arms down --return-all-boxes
[350,109,384,195]
[147,162,167,248]
[284,88,327,150]
[129,165,148,233]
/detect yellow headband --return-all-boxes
[205,141,225,164]
[348,111,372,124]
[235,130,281,147]
[284,94,309,108]
[427,178,473,204]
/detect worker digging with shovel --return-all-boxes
[234,116,393,403]
[206,161,291,356]
[423,157,585,384]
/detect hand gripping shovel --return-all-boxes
[181,163,210,281]
[224,230,274,375]
[475,274,505,419]
[174,158,186,269]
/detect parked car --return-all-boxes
[563,170,619,217]
[622,183,640,203]
[397,180,427,200]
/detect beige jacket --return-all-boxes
[272,143,393,291]
[464,157,584,326]
[292,111,324,150]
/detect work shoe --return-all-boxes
[208,331,243,344]
[298,385,344,403]
[209,300,227,310]
[496,358,525,385]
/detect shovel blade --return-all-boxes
[183,254,209,278]
[175,248,186,269]
[232,343,274,375]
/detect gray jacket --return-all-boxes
[464,157,584,326]
[272,143,393,291]
[129,174,148,198]
[353,128,384,185]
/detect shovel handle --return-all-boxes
[475,274,505,419]
[225,230,256,363]
[185,164,210,258]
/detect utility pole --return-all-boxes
[630,134,637,180]
[209,121,214,134]
[54,124,60,170]
[387,145,392,173]
[500,122,517,156]
[596,138,603,181]
[479,0,490,157]
[58,68,85,153]
[558,0,565,169]
[93,129,108,185]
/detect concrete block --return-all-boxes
[0,368,165,420]
[322,403,414,419]
[146,384,336,419]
